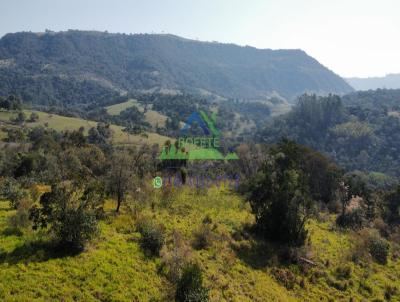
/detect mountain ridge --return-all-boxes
[0,30,353,104]
[347,73,400,90]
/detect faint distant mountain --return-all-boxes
[347,74,400,91]
[0,30,353,105]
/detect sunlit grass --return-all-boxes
[1,186,400,301]
[0,110,170,146]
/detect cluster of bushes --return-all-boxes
[351,229,390,265]
[159,230,209,302]
[133,218,210,301]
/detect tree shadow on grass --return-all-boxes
[231,224,290,269]
[0,240,81,265]
[232,238,275,269]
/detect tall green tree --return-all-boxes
[245,140,314,247]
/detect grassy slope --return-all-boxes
[106,99,168,128]
[1,185,400,301]
[0,200,163,301]
[106,99,138,116]
[0,110,169,146]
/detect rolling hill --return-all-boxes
[0,30,353,105]
[0,109,169,146]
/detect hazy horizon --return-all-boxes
[1,0,399,78]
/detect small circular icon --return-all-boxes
[153,176,163,189]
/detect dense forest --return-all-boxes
[256,89,400,179]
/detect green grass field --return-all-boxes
[0,110,170,146]
[106,99,168,127]
[1,185,399,301]
[106,99,139,116]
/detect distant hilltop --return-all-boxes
[0,30,353,104]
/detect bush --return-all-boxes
[28,112,39,122]
[384,285,398,300]
[175,263,209,302]
[0,177,27,209]
[335,264,352,280]
[369,236,390,265]
[351,229,390,265]
[54,208,98,250]
[8,198,32,230]
[192,224,215,250]
[271,267,297,290]
[138,220,165,256]
[372,218,390,238]
[160,185,174,207]
[336,208,365,230]
[29,183,101,251]
[326,276,348,291]
[160,230,192,283]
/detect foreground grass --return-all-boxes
[1,186,400,301]
[0,201,164,301]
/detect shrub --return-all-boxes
[335,264,352,280]
[0,177,27,209]
[8,197,32,230]
[28,112,39,122]
[372,218,390,238]
[202,214,212,225]
[138,220,165,256]
[359,280,373,295]
[369,236,390,265]
[326,276,347,291]
[192,224,216,250]
[351,229,390,265]
[160,230,192,282]
[55,208,98,250]
[271,267,297,290]
[29,183,101,251]
[175,263,209,302]
[384,285,398,300]
[160,185,174,207]
[336,208,365,230]
[327,199,342,214]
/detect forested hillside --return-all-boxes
[0,30,353,105]
[256,89,400,178]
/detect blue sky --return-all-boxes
[0,0,399,78]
